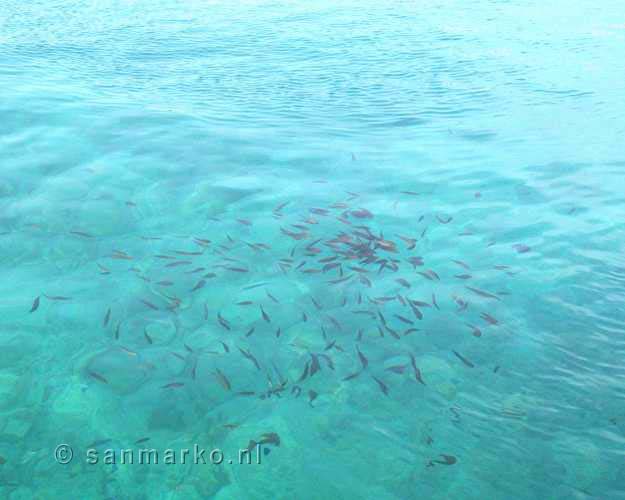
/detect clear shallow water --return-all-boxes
[1,0,625,498]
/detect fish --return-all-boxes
[386,364,408,374]
[260,305,271,323]
[432,293,439,310]
[452,260,470,270]
[246,326,255,337]
[311,297,323,310]
[144,329,153,344]
[239,347,261,370]
[310,354,321,377]
[135,438,151,445]
[165,260,192,268]
[156,280,174,286]
[140,299,159,310]
[88,370,108,384]
[480,312,499,325]
[394,314,414,325]
[266,290,279,303]
[465,286,501,301]
[227,267,249,273]
[218,313,231,331]
[371,376,389,396]
[44,294,72,301]
[455,274,472,280]
[162,382,184,389]
[191,280,206,292]
[436,215,453,224]
[452,350,474,368]
[30,296,40,313]
[70,230,93,238]
[396,278,411,288]
[428,454,457,466]
[356,347,368,369]
[237,301,253,306]
[308,390,318,407]
[343,371,361,381]
[214,369,231,391]
[409,354,426,385]
[114,322,121,340]
[466,324,482,337]
[513,243,531,253]
[103,308,111,327]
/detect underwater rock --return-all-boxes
[418,355,457,400]
[0,371,23,410]
[83,347,153,395]
[553,436,603,490]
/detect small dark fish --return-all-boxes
[494,365,500,373]
[275,327,281,338]
[135,437,150,445]
[44,294,72,301]
[246,326,255,337]
[214,369,231,391]
[162,382,185,389]
[386,364,408,374]
[266,290,279,303]
[191,280,206,292]
[70,231,93,238]
[144,329,153,344]
[396,278,411,288]
[88,370,108,384]
[218,313,231,331]
[432,293,439,310]
[436,215,453,224]
[114,322,120,340]
[140,299,159,311]
[302,311,308,322]
[30,296,40,313]
[400,191,419,196]
[409,354,426,385]
[452,350,474,368]
[308,390,318,407]
[410,305,423,320]
[455,274,472,280]
[480,312,499,325]
[237,219,252,226]
[343,371,361,381]
[310,354,321,377]
[466,324,482,337]
[227,267,249,273]
[452,260,470,270]
[156,280,174,286]
[394,314,414,325]
[237,301,253,306]
[356,347,368,370]
[371,376,389,396]
[431,454,457,466]
[165,260,192,268]
[239,347,261,370]
[219,341,230,353]
[513,243,531,253]
[87,438,112,448]
[466,286,501,301]
[103,308,111,327]
[311,297,322,310]
[260,305,271,323]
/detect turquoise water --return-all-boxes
[2,0,625,498]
